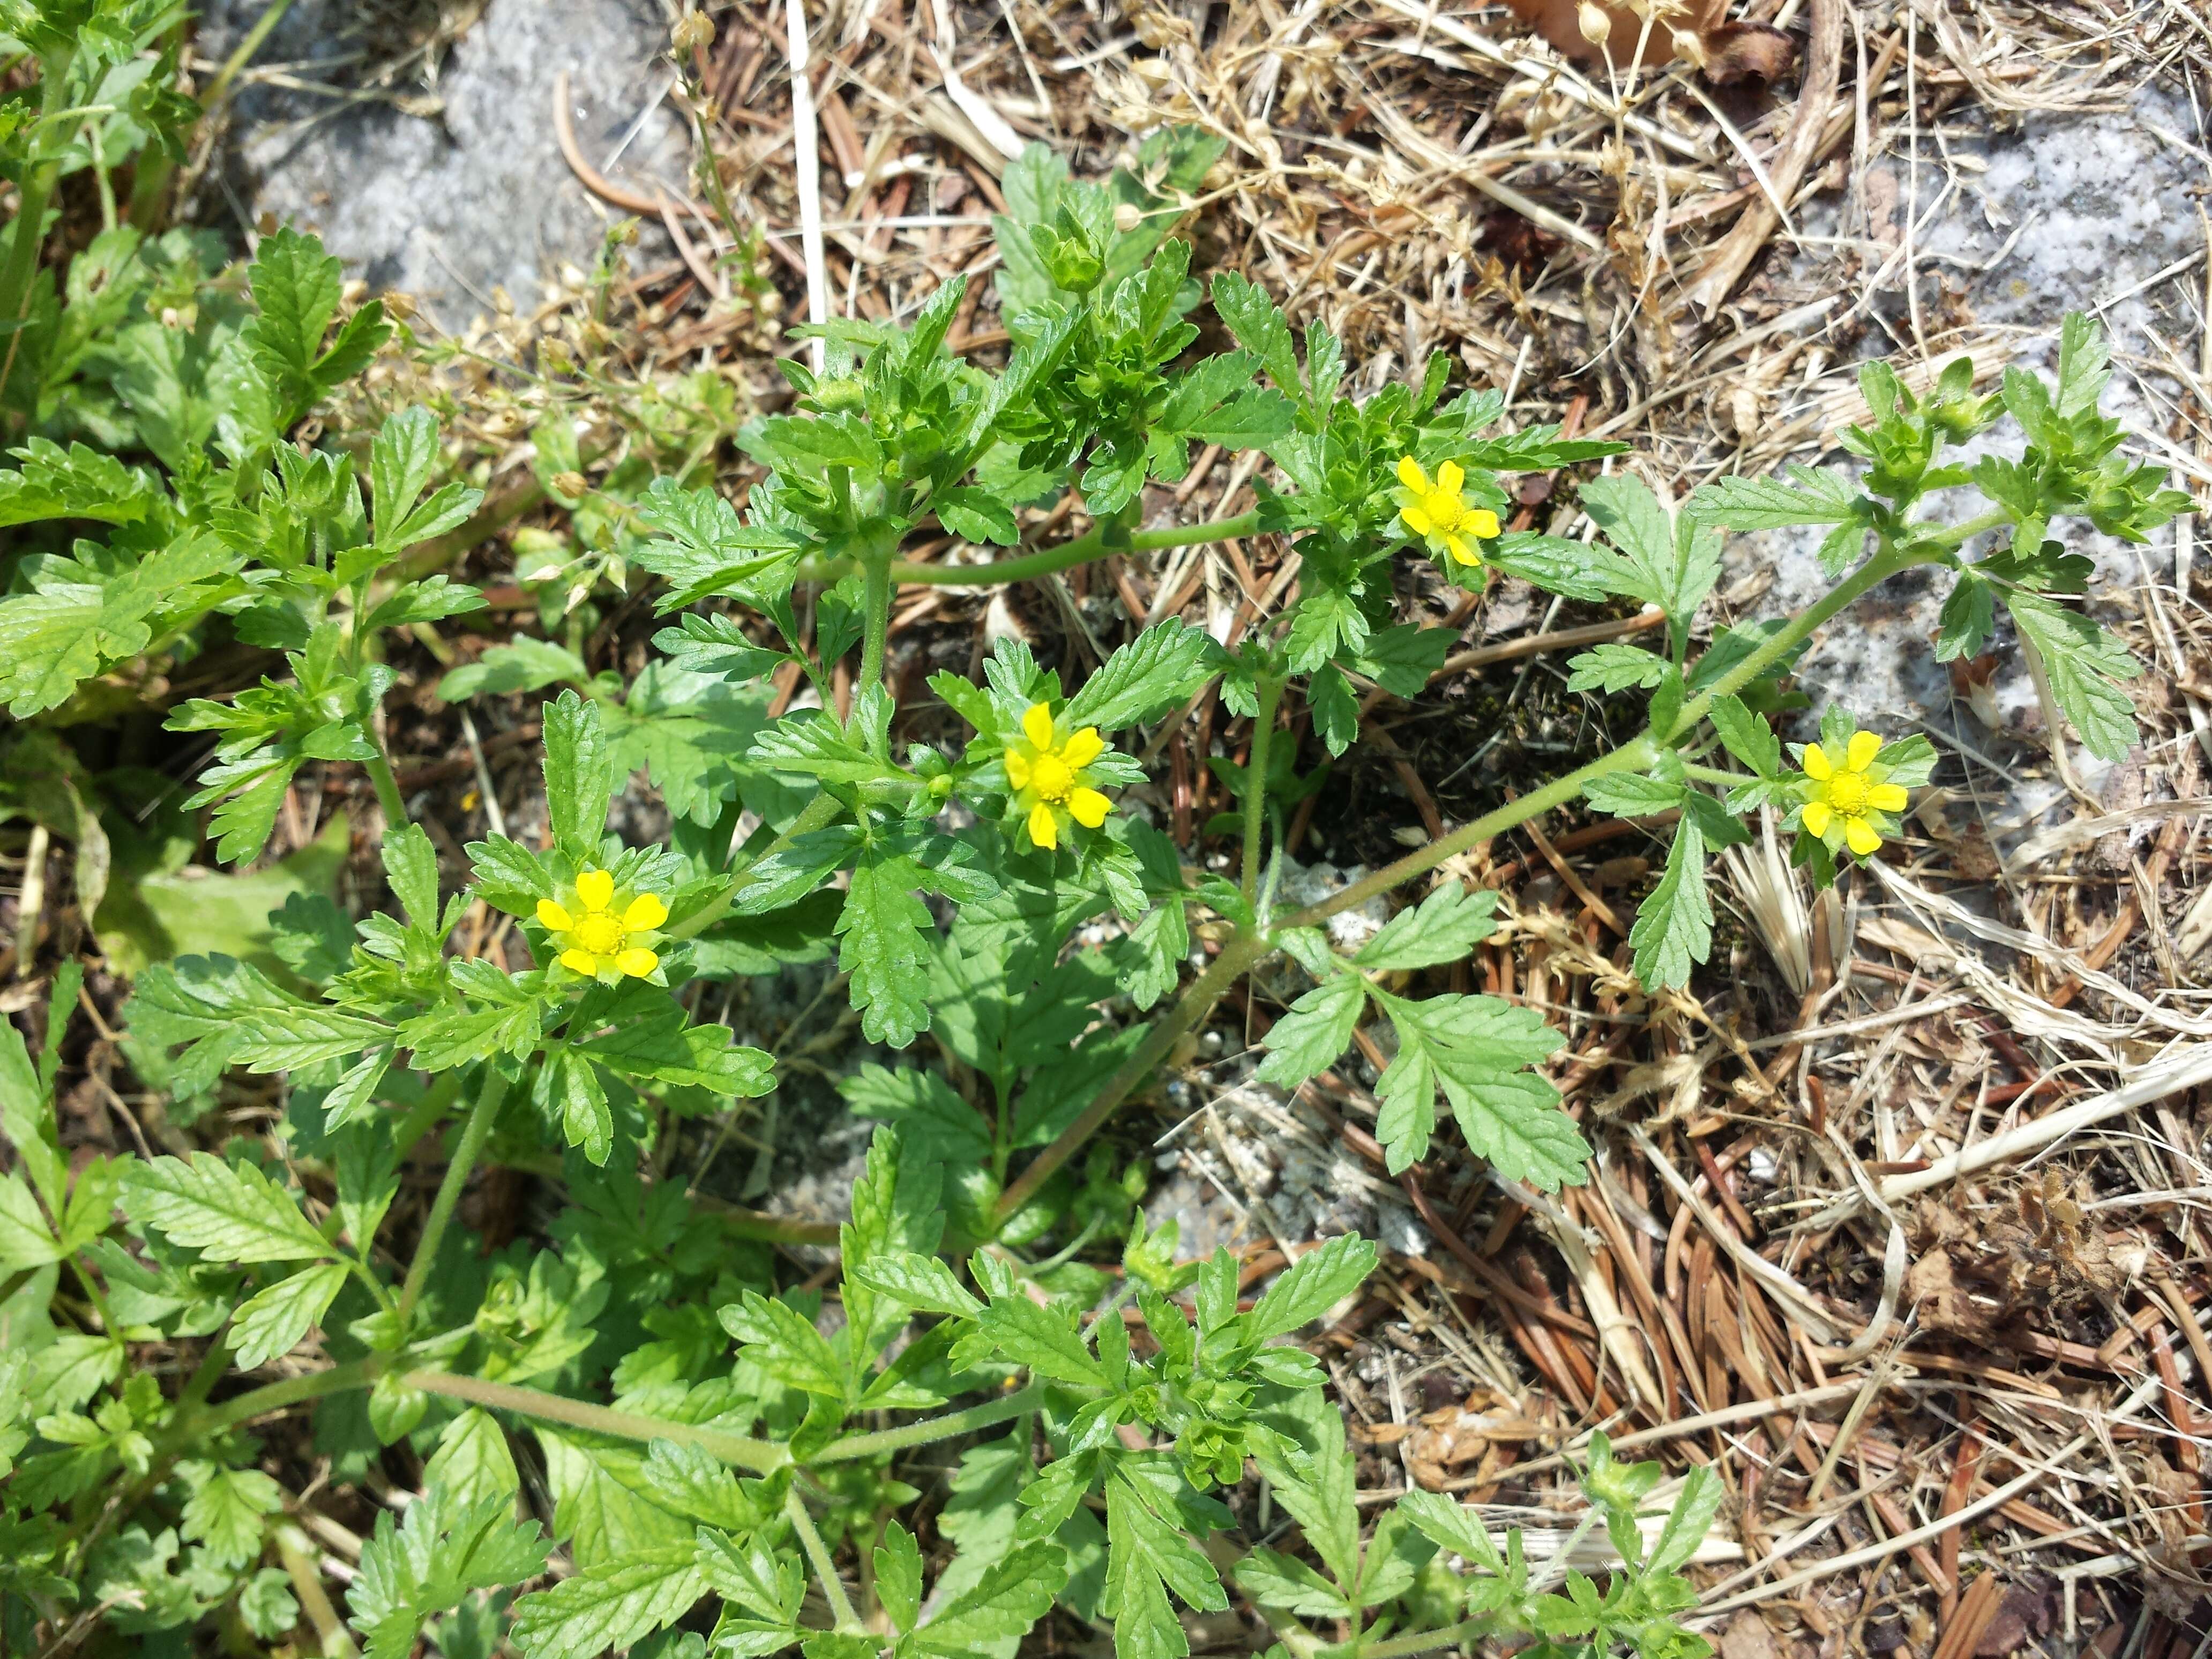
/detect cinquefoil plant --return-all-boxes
[0,34,2189,1652]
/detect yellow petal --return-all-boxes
[1022,703,1055,750]
[576,869,614,910]
[1396,455,1428,491]
[1068,787,1111,828]
[536,899,573,932]
[1446,535,1477,566]
[1468,508,1501,539]
[1845,730,1881,772]
[1800,801,1833,837]
[1061,727,1104,768]
[1844,816,1882,856]
[623,893,669,930]
[1004,750,1032,789]
[1437,460,1464,494]
[560,948,602,976]
[614,947,660,978]
[1867,782,1909,813]
[1400,505,1434,536]
[1027,801,1059,850]
[1801,743,1833,782]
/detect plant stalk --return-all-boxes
[786,1489,862,1631]
[814,1383,1048,1462]
[857,550,893,720]
[397,1065,509,1325]
[405,1370,784,1471]
[1355,1619,1489,1659]
[0,48,72,412]
[993,930,1267,1224]
[363,746,410,831]
[664,790,847,943]
[796,511,1260,588]
[1241,674,1285,905]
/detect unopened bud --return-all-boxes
[671,10,715,51]
[1671,26,1708,66]
[1112,201,1144,234]
[550,471,588,499]
[1578,2,1612,43]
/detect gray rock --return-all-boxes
[1717,82,2199,821]
[199,0,687,326]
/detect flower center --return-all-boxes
[573,913,625,955]
[1030,753,1075,802]
[1420,487,1468,532]
[1825,772,1870,816]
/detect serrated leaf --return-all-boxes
[1064,621,1215,732]
[1245,1233,1375,1341]
[1352,883,1497,970]
[1628,817,1710,991]
[1565,642,1668,694]
[423,1409,520,1508]
[543,689,616,851]
[719,1292,846,1399]
[437,635,590,702]
[1374,993,1584,1190]
[229,1261,347,1368]
[2055,310,2111,417]
[836,849,937,1048]
[1252,972,1365,1090]
[507,1544,705,1659]
[0,1172,60,1271]
[958,1290,1104,1387]
[123,1152,334,1264]
[1707,693,1780,778]
[850,1249,982,1318]
[2006,589,2140,762]
[348,1485,551,1659]
[182,1467,283,1571]
[1646,1465,1724,1575]
[1686,466,1859,530]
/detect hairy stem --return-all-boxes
[363,745,410,832]
[397,1065,509,1326]
[405,1371,784,1471]
[814,1383,1048,1462]
[857,550,893,722]
[664,790,847,943]
[1241,675,1285,905]
[994,931,1267,1224]
[1354,1619,1489,1659]
[0,48,71,412]
[171,1355,391,1447]
[786,1488,862,1631]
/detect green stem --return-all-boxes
[663,791,847,943]
[397,1066,509,1326]
[797,511,1261,588]
[857,551,893,721]
[1355,1619,1488,1659]
[391,1070,463,1159]
[363,743,409,829]
[170,1355,390,1448]
[814,1383,1048,1462]
[786,1488,862,1632]
[1241,675,1285,905]
[200,0,297,113]
[405,1371,783,1471]
[994,931,1267,1224]
[1922,507,2008,549]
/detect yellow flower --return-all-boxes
[1004,702,1112,851]
[536,868,668,980]
[1798,728,1910,858]
[1395,456,1501,567]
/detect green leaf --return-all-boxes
[1352,624,1453,699]
[181,1466,283,1571]
[348,1485,551,1659]
[850,1249,982,1318]
[1646,1465,1723,1575]
[1103,1462,1226,1659]
[2055,310,2111,417]
[1580,475,1719,652]
[917,1541,1068,1654]
[0,532,231,718]
[1307,662,1359,757]
[423,1409,521,1508]
[1352,884,1498,970]
[229,1260,347,1368]
[371,406,482,550]
[1234,1546,1349,1618]
[1064,621,1215,731]
[957,1288,1105,1387]
[1252,972,1366,1091]
[2006,589,2140,761]
[1707,694,1780,778]
[122,1152,335,1264]
[1483,533,1631,603]
[1208,273,1301,402]
[1628,817,1710,991]
[874,1521,924,1634]
[1373,992,1583,1190]
[0,1171,60,1271]
[1396,1490,1504,1572]
[1566,642,1668,693]
[0,437,163,526]
[1245,1232,1375,1341]
[543,689,616,852]
[437,636,590,702]
[653,612,787,683]
[1583,769,1685,818]
[837,848,938,1048]
[719,1292,846,1399]
[509,1545,706,1659]
[1686,465,1859,530]
[936,487,1022,546]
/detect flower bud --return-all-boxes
[1671,26,1708,67]
[1578,2,1612,44]
[1113,201,1144,234]
[550,471,589,500]
[671,10,715,52]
